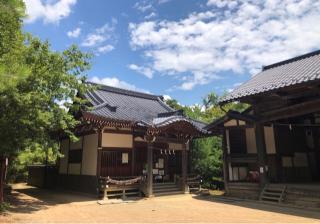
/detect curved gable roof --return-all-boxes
[83,83,209,135]
[220,50,320,104]
[85,83,173,123]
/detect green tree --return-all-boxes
[0,0,92,203]
[165,92,248,189]
[202,92,219,109]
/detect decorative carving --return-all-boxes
[144,127,160,142]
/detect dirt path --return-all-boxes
[1,183,320,223]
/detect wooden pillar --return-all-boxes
[131,147,135,176]
[222,132,229,193]
[146,142,154,197]
[96,129,103,177]
[181,142,189,193]
[254,122,268,187]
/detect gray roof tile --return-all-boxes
[221,50,320,103]
[85,83,173,123]
[84,83,208,133]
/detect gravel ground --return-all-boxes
[0,183,319,223]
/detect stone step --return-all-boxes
[263,191,282,197]
[153,187,181,193]
[261,195,280,201]
[154,190,184,197]
[260,185,286,203]
[153,184,179,190]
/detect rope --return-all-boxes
[106,176,142,186]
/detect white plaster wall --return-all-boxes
[264,127,276,154]
[102,133,133,148]
[224,119,238,127]
[246,128,257,153]
[59,139,69,174]
[224,119,246,127]
[82,134,98,176]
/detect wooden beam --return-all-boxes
[261,98,320,122]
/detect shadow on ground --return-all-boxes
[5,184,97,214]
[192,194,320,220]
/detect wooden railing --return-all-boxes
[186,174,202,192]
[98,176,143,199]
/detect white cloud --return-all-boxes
[82,34,106,47]
[129,0,320,90]
[128,64,154,79]
[158,0,171,4]
[81,19,117,51]
[90,76,149,93]
[145,12,157,20]
[207,0,238,9]
[134,1,153,12]
[163,94,172,101]
[24,0,77,24]
[97,44,115,53]
[67,27,81,38]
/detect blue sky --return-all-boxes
[23,0,320,105]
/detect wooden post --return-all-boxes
[222,132,229,194]
[132,140,135,176]
[254,122,268,187]
[146,142,154,197]
[96,129,103,177]
[181,142,188,193]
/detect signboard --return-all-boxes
[122,153,129,164]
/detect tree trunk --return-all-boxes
[0,156,7,203]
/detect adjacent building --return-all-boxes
[206,50,320,207]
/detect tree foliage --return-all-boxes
[0,0,92,201]
[166,92,248,188]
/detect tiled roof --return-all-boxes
[84,83,208,133]
[220,50,320,103]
